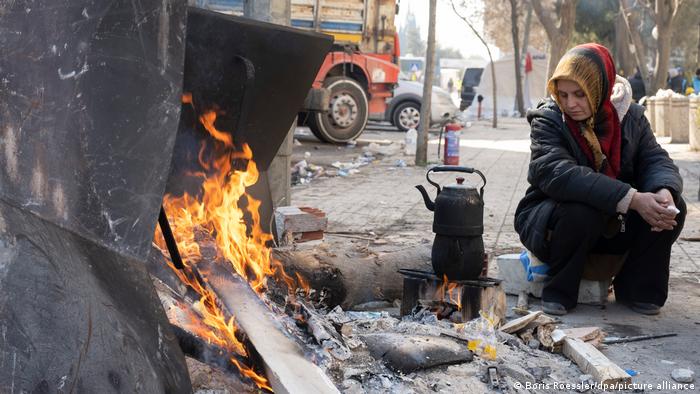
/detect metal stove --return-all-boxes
[399,268,503,323]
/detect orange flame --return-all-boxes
[152,93,311,391]
[295,272,311,298]
[433,275,462,312]
[232,359,273,391]
[446,280,462,311]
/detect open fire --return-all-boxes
[153,93,304,391]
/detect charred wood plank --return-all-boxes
[202,262,340,394]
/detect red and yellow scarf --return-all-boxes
[547,43,622,178]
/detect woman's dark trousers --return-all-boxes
[542,198,686,310]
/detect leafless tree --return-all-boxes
[697,22,700,64]
[416,0,437,166]
[614,10,636,76]
[450,0,498,128]
[648,0,685,92]
[483,0,548,53]
[530,0,578,86]
[510,0,525,116]
[619,0,651,88]
[620,0,685,93]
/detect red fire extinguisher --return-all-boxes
[443,123,461,165]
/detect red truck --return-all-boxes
[292,0,401,143]
[194,0,401,143]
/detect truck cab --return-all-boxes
[292,0,401,143]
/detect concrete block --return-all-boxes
[689,97,699,151]
[655,96,671,137]
[646,97,657,133]
[496,254,609,305]
[670,96,689,143]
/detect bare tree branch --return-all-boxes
[450,0,498,127]
[620,0,650,87]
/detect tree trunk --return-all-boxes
[653,25,673,93]
[450,0,498,127]
[620,0,650,90]
[614,11,635,76]
[696,23,700,65]
[510,0,525,117]
[531,0,577,94]
[520,1,533,66]
[545,37,568,92]
[273,245,432,309]
[416,0,437,166]
[651,1,680,93]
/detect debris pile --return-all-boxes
[273,301,585,393]
[291,140,408,185]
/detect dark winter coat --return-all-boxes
[514,98,683,261]
[668,75,686,94]
[627,74,646,102]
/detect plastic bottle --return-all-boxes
[456,310,498,360]
[404,127,417,155]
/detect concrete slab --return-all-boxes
[496,254,609,305]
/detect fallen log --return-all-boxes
[272,244,432,308]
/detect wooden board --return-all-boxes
[205,264,340,394]
[562,337,631,386]
[499,311,542,334]
[560,327,602,342]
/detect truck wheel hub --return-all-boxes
[329,92,357,128]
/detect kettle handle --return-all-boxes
[427,165,487,198]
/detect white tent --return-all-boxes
[466,48,548,118]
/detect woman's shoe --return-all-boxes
[627,302,661,315]
[541,301,567,315]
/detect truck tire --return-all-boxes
[308,77,369,143]
[392,101,421,131]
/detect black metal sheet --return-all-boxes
[0,1,191,391]
[0,0,187,259]
[166,8,333,193]
[0,201,190,392]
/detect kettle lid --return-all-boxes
[444,177,476,190]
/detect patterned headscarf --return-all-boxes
[547,43,621,178]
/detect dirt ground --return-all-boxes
[290,118,700,393]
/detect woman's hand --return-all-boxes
[630,190,678,231]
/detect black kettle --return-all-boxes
[415,165,486,280]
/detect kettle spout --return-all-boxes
[415,185,435,211]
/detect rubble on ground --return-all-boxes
[257,289,587,393]
[291,140,409,185]
[671,368,695,383]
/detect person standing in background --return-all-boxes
[628,69,646,102]
[693,68,700,94]
[668,67,686,94]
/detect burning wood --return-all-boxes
[146,93,604,393]
[152,94,313,391]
